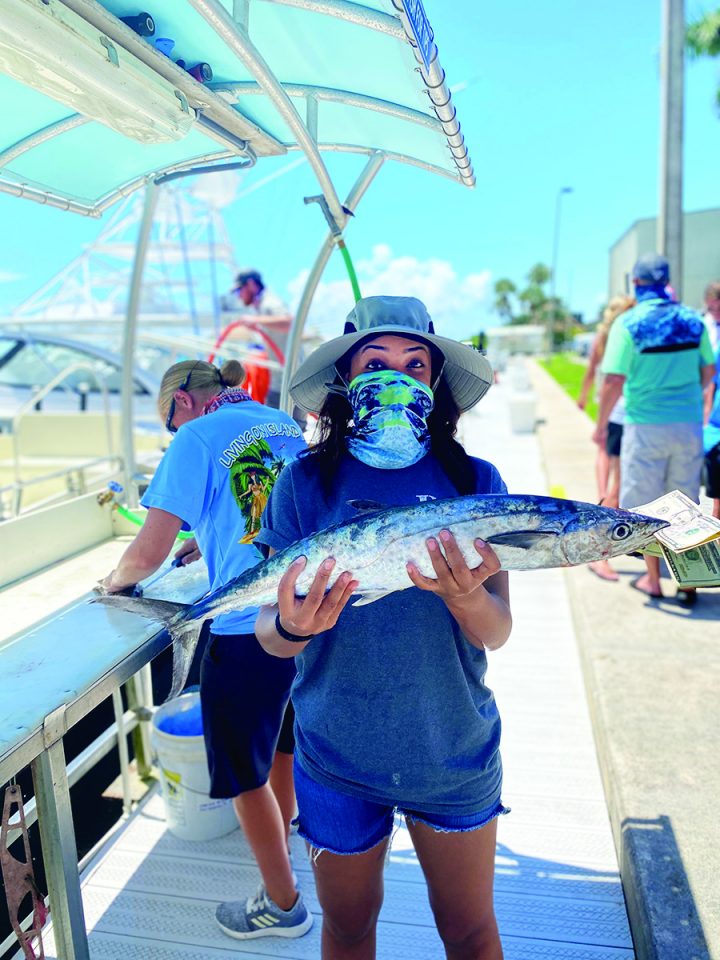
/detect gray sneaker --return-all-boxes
[215,885,313,940]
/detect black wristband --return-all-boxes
[274,611,314,643]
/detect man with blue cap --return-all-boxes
[593,254,716,604]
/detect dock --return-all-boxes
[32,369,635,959]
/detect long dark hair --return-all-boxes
[304,373,477,497]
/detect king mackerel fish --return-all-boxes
[97,494,668,699]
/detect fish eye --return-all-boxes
[611,522,632,541]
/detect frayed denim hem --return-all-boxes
[292,815,393,862]
[403,801,510,834]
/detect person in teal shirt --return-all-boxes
[593,254,716,603]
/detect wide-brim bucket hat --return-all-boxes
[290,295,494,414]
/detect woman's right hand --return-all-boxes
[277,556,358,637]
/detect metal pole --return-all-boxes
[112,688,132,817]
[549,187,572,351]
[32,740,90,960]
[658,0,685,297]
[121,180,158,506]
[280,152,386,412]
[188,0,347,226]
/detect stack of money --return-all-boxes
[633,491,720,588]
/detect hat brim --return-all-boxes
[289,325,493,414]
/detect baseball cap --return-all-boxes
[632,253,670,285]
[233,269,264,292]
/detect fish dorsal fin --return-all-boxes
[346,499,388,514]
[486,530,560,550]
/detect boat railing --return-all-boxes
[0,567,208,960]
[2,362,121,519]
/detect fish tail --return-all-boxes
[92,593,201,701]
[165,614,206,701]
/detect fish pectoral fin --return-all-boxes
[351,588,399,607]
[485,530,560,550]
[346,498,389,514]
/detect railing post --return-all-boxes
[111,688,133,817]
[31,706,90,960]
[125,677,153,779]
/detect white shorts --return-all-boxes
[620,422,703,509]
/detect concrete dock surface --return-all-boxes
[527,360,720,960]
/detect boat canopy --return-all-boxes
[0,0,475,217]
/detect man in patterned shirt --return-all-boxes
[593,254,716,604]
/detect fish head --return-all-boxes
[559,504,670,565]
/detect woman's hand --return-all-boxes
[407,531,511,651]
[406,530,501,602]
[174,537,201,566]
[277,556,359,637]
[96,571,135,595]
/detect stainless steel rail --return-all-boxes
[0,621,171,959]
[2,361,119,518]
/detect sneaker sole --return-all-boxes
[216,912,314,940]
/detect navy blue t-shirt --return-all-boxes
[255,451,508,816]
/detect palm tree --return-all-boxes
[493,278,517,323]
[687,10,720,106]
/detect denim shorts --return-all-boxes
[293,759,508,856]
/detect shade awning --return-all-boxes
[0,0,474,217]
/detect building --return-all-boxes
[609,207,720,310]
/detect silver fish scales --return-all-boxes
[96,494,668,698]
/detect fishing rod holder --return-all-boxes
[303,194,354,239]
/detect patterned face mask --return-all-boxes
[345,369,434,469]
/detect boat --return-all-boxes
[0,2,477,957]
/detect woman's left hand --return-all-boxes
[406,530,501,602]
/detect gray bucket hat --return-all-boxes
[289,295,494,414]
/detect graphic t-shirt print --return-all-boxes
[220,422,303,544]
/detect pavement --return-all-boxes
[528,360,720,960]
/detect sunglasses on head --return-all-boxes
[165,363,200,434]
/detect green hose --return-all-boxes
[339,240,362,303]
[116,503,194,540]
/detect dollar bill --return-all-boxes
[660,541,720,588]
[632,490,720,554]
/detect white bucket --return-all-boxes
[151,691,238,842]
[508,391,537,433]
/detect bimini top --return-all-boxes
[0,0,475,217]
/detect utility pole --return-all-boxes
[658,0,685,297]
[550,186,572,350]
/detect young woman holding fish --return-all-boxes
[255,297,511,960]
[99,359,313,941]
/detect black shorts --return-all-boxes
[705,443,720,499]
[606,421,623,457]
[200,631,296,799]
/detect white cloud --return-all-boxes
[0,270,24,283]
[286,245,493,341]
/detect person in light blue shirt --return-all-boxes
[101,358,312,941]
[253,296,511,960]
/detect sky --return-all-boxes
[1,0,720,342]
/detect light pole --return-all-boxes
[550,186,573,349]
[658,0,684,297]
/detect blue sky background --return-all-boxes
[1,0,720,341]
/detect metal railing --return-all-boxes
[1,362,121,519]
[0,618,168,960]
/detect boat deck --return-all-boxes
[36,371,635,959]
